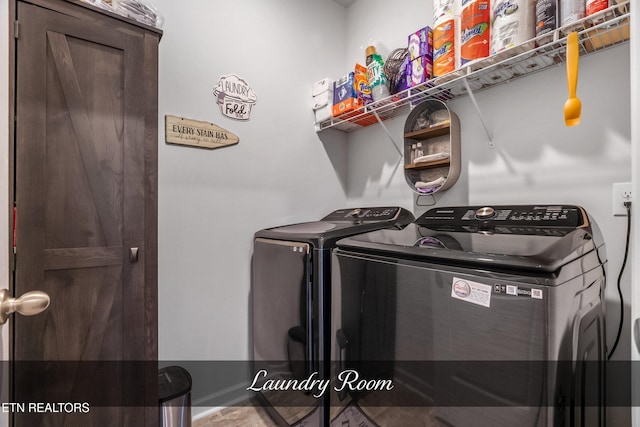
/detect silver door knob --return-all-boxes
[0,289,50,324]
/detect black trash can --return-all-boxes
[159,366,192,427]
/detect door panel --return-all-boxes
[14,2,148,425]
[0,0,10,423]
[252,238,318,425]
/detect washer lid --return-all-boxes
[335,205,604,273]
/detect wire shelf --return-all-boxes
[315,1,630,133]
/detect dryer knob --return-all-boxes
[476,207,496,219]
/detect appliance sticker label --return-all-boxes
[493,283,544,299]
[531,288,543,299]
[451,277,492,308]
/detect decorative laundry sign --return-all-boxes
[213,74,257,120]
[165,115,239,149]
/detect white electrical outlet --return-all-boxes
[613,182,632,216]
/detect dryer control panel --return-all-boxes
[323,207,402,222]
[418,205,587,232]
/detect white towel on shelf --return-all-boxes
[413,152,450,164]
[414,176,446,192]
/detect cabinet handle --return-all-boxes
[130,247,139,262]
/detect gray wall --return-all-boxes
[152,0,631,423]
[344,0,631,352]
[153,0,351,414]
[156,0,349,360]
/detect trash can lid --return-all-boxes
[159,366,192,403]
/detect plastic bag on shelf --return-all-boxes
[79,0,116,12]
[113,0,164,28]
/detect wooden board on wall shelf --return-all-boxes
[404,122,451,140]
[404,159,451,169]
[165,115,239,149]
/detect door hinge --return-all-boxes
[14,21,19,39]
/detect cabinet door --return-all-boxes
[14,2,154,425]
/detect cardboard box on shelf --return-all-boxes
[408,26,433,61]
[332,72,379,127]
[583,17,630,52]
[333,108,379,127]
[332,73,360,116]
[314,104,333,124]
[407,55,433,87]
[312,77,334,97]
[313,90,333,110]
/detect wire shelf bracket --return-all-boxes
[372,109,403,158]
[462,77,494,148]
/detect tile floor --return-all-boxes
[193,403,276,427]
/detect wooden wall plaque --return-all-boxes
[165,115,239,149]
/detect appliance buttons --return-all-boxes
[475,207,496,219]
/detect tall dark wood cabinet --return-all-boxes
[9,0,161,425]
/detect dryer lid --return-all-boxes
[254,207,414,248]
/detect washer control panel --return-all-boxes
[418,205,586,230]
[323,207,401,222]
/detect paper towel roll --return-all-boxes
[433,15,461,77]
[535,0,558,43]
[586,0,608,16]
[460,0,491,65]
[491,0,536,55]
[560,0,585,26]
[433,0,462,22]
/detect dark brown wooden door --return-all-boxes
[13,2,156,426]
